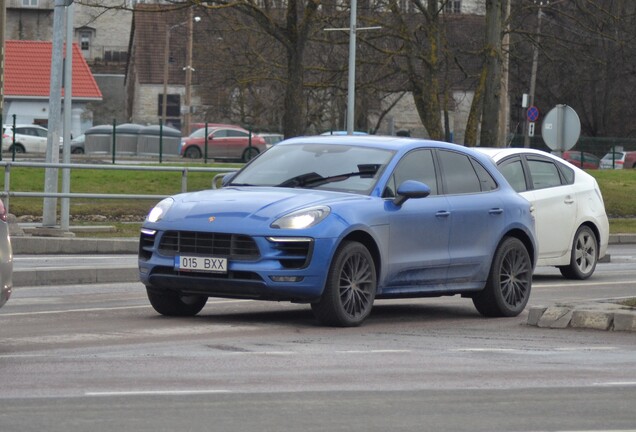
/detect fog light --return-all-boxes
[270,276,304,282]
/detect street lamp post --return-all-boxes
[523,0,547,148]
[161,11,200,130]
[183,9,200,136]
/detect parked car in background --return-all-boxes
[561,150,600,169]
[476,148,609,280]
[180,124,267,161]
[0,199,13,309]
[140,136,536,327]
[599,150,636,169]
[259,133,284,148]
[320,131,369,136]
[1,128,10,150]
[70,134,85,154]
[2,124,50,153]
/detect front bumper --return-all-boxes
[139,230,338,302]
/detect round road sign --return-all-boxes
[541,104,581,152]
[527,106,539,122]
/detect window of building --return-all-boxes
[80,31,91,51]
[444,0,461,14]
[22,0,38,6]
[158,94,181,118]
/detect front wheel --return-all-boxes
[242,146,260,162]
[473,237,532,317]
[311,241,377,327]
[558,225,598,280]
[184,146,202,159]
[146,289,207,316]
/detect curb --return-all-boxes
[527,299,636,332]
[11,236,139,255]
[13,265,139,287]
[608,233,636,244]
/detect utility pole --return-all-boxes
[60,1,74,232]
[43,0,68,228]
[183,6,194,136]
[0,0,6,125]
[523,2,544,148]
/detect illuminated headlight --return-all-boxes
[147,197,174,223]
[271,206,330,229]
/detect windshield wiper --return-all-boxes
[277,164,381,189]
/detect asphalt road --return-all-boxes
[1,245,635,432]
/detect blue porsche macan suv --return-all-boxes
[139,136,536,327]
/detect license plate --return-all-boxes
[175,256,227,273]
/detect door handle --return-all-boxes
[489,208,504,215]
[564,196,574,204]
[436,211,451,218]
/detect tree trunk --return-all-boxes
[480,0,503,147]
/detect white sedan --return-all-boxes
[476,148,609,279]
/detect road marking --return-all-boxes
[534,279,636,288]
[593,381,636,387]
[85,389,231,397]
[0,305,149,317]
[453,348,519,353]
[0,299,250,317]
[336,350,411,354]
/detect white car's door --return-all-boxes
[498,154,577,261]
[523,157,577,259]
[31,127,49,152]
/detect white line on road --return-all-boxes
[534,279,636,289]
[85,389,232,397]
[0,299,250,317]
[0,305,150,317]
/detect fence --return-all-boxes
[508,134,636,157]
[0,161,237,230]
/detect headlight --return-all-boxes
[147,197,174,223]
[271,206,330,229]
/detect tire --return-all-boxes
[242,146,260,162]
[9,144,25,153]
[72,147,84,154]
[472,237,532,317]
[311,241,377,327]
[146,288,207,316]
[558,225,598,280]
[184,146,202,159]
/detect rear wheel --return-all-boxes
[558,225,597,280]
[184,146,202,159]
[146,289,207,316]
[473,237,532,317]
[311,241,376,327]
[8,144,25,153]
[242,146,260,162]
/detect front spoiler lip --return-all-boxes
[147,273,320,303]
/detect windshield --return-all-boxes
[602,152,624,160]
[229,143,394,194]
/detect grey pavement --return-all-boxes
[9,231,636,332]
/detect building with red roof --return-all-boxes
[3,40,102,136]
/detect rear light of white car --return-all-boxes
[0,200,6,222]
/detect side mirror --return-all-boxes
[393,180,431,206]
[220,171,238,187]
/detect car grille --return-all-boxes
[158,231,260,260]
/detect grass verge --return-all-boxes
[3,162,636,234]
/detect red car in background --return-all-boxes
[561,151,600,169]
[180,124,266,162]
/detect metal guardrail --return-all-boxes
[0,160,237,216]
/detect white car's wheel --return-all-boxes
[559,225,598,280]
